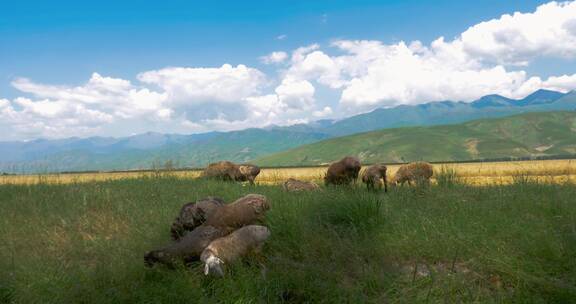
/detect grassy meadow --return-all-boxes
[1,170,576,303]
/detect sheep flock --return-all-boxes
[145,157,433,277]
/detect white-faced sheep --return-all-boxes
[362,164,388,192]
[390,161,433,186]
[201,225,271,276]
[144,225,230,268]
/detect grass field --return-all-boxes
[2,159,576,186]
[1,172,576,303]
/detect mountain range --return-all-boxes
[1,89,575,173]
[256,111,576,166]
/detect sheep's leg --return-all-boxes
[383,176,388,193]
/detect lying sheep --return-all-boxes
[170,197,225,241]
[362,164,388,192]
[144,225,230,268]
[324,156,361,186]
[204,194,270,229]
[238,164,261,185]
[391,161,434,186]
[201,225,271,276]
[202,161,243,182]
[282,178,320,192]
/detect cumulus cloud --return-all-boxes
[138,64,265,103]
[0,63,324,140]
[456,1,576,65]
[277,1,576,112]
[313,106,333,117]
[3,1,576,140]
[275,78,316,110]
[260,51,288,64]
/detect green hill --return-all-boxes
[255,111,576,166]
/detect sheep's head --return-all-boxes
[203,254,225,277]
[244,194,270,214]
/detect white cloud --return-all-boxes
[455,1,576,65]
[513,73,576,98]
[275,78,316,110]
[276,34,287,40]
[260,51,288,64]
[313,106,333,117]
[138,64,265,103]
[275,1,576,113]
[3,1,576,140]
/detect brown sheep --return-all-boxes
[362,164,388,192]
[202,161,243,182]
[390,161,434,186]
[144,225,230,268]
[170,197,226,241]
[204,194,270,229]
[238,164,261,185]
[282,178,320,192]
[201,225,271,276]
[324,156,361,186]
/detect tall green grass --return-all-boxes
[1,176,575,303]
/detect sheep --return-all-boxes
[362,164,388,192]
[170,197,226,241]
[144,225,230,268]
[204,194,270,229]
[238,164,261,185]
[324,156,361,186]
[390,161,434,186]
[202,161,243,182]
[201,225,271,276]
[282,178,320,192]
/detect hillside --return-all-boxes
[255,111,576,166]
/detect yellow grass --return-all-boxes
[1,159,575,186]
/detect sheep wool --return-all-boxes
[201,225,271,276]
[204,194,270,229]
[170,196,225,240]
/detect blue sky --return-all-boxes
[1,0,575,140]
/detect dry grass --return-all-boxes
[1,159,575,186]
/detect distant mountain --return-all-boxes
[255,111,576,166]
[0,129,329,173]
[276,89,574,137]
[1,89,575,173]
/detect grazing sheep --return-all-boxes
[202,161,243,182]
[170,197,226,241]
[144,225,230,268]
[324,156,361,186]
[282,178,320,192]
[390,161,434,186]
[204,194,270,229]
[238,164,261,185]
[362,164,388,192]
[201,225,271,276]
